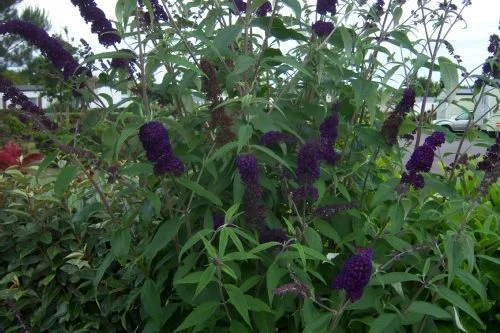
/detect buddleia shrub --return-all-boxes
[1,0,499,332]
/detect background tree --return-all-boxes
[0,2,51,70]
[414,76,444,97]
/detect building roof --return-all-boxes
[15,85,43,92]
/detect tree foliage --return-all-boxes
[0,4,51,69]
[0,1,499,332]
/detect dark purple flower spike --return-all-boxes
[332,248,374,301]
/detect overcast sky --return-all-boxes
[16,0,499,77]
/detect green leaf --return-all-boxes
[194,265,216,299]
[356,126,388,150]
[54,166,78,197]
[266,264,287,303]
[265,56,312,77]
[227,228,245,253]
[407,301,451,319]
[152,54,203,75]
[252,144,294,174]
[219,228,230,257]
[174,271,204,285]
[389,203,405,234]
[36,151,57,183]
[178,179,223,206]
[456,270,487,301]
[174,301,219,332]
[477,254,500,265]
[339,27,353,54]
[179,229,213,260]
[314,220,342,244]
[83,50,136,64]
[122,162,153,176]
[214,24,242,54]
[433,285,484,328]
[438,57,459,97]
[238,124,253,152]
[352,79,378,124]
[230,320,250,333]
[206,141,238,164]
[225,284,251,327]
[113,122,141,160]
[202,237,218,259]
[252,17,308,42]
[424,175,456,197]
[444,231,463,287]
[230,55,256,76]
[144,219,180,261]
[141,279,162,322]
[388,31,416,53]
[282,0,301,18]
[111,229,131,258]
[244,295,272,313]
[303,227,323,253]
[93,252,115,288]
[369,313,400,333]
[370,272,420,285]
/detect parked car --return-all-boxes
[432,112,471,132]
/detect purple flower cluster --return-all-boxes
[296,138,322,183]
[236,154,259,184]
[258,131,296,148]
[373,0,385,18]
[481,34,500,78]
[296,105,340,183]
[320,112,340,143]
[316,0,338,15]
[139,121,184,176]
[233,0,247,13]
[438,1,458,11]
[236,154,266,229]
[213,214,225,230]
[256,1,273,17]
[0,75,58,130]
[332,248,373,301]
[292,185,319,206]
[110,49,136,70]
[260,228,289,244]
[477,137,500,196]
[381,87,416,146]
[487,34,499,54]
[71,0,121,47]
[138,0,168,22]
[273,282,309,298]
[313,202,356,219]
[401,131,445,189]
[231,0,272,17]
[477,136,499,172]
[0,20,81,78]
[312,20,334,37]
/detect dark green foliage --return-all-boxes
[0,1,499,332]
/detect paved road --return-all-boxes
[402,133,492,174]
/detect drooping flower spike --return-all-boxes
[236,154,266,230]
[332,248,374,301]
[138,0,169,22]
[71,0,121,47]
[401,131,445,189]
[0,75,58,130]
[139,121,184,177]
[0,20,81,78]
[316,0,338,15]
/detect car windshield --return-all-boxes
[456,113,471,120]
